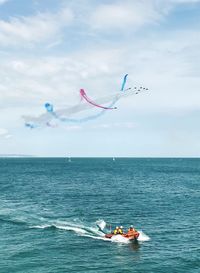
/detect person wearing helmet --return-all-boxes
[118,226,123,234]
[127,225,139,238]
[113,226,119,235]
[129,225,134,231]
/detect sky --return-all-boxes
[0,0,200,157]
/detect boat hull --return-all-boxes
[105,232,139,241]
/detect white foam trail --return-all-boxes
[96,219,106,231]
[53,224,87,234]
[31,224,51,229]
[138,230,151,241]
[89,227,105,236]
[31,219,150,244]
[31,223,87,235]
[111,235,130,244]
[83,234,111,241]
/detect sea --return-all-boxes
[0,158,199,273]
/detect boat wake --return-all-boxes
[0,204,150,244]
[31,219,150,243]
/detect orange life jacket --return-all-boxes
[127,228,139,237]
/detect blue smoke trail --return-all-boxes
[45,97,119,125]
[121,74,128,91]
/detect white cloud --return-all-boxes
[1,25,200,115]
[0,1,200,128]
[89,0,200,31]
[90,1,162,30]
[0,0,8,5]
[0,0,199,156]
[0,128,12,138]
[0,48,122,108]
[0,7,73,47]
[63,125,82,131]
[4,134,12,138]
[0,128,8,135]
[170,0,200,3]
[92,122,137,130]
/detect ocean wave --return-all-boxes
[0,215,27,226]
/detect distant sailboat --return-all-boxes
[112,157,115,161]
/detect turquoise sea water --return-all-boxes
[0,158,199,273]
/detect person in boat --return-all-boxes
[127,225,139,238]
[113,226,123,235]
[118,226,123,234]
[113,226,119,235]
